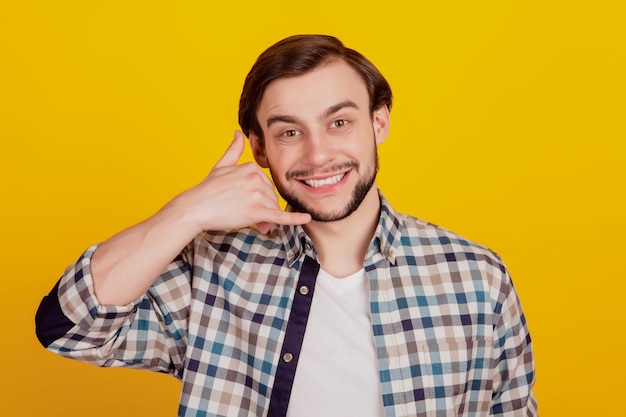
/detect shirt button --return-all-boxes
[283,352,294,363]
[299,285,309,296]
[304,242,312,251]
[287,251,295,260]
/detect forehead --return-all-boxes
[257,60,370,123]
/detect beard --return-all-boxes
[269,145,379,223]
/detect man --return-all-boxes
[36,34,537,416]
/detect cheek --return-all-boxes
[266,146,301,168]
[265,152,294,180]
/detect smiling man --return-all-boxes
[251,63,384,223]
[36,35,537,417]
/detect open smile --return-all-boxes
[299,172,348,188]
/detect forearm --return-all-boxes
[36,244,192,375]
[91,203,199,306]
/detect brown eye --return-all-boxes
[283,130,298,137]
[331,120,348,128]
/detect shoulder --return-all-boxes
[378,194,507,279]
[182,226,302,271]
[182,226,299,291]
[401,215,498,256]
[193,227,285,257]
[396,213,510,285]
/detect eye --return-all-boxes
[282,129,299,137]
[331,119,349,129]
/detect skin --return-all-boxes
[91,58,389,305]
[251,59,388,224]
[250,59,390,276]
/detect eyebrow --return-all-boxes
[323,100,360,119]
[265,100,360,130]
[266,115,300,129]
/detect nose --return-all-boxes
[301,130,335,167]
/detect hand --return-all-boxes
[165,131,311,234]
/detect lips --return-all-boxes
[301,173,347,188]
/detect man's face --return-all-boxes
[251,59,389,222]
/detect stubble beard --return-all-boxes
[269,146,379,223]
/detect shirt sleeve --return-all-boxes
[35,244,193,379]
[490,269,538,416]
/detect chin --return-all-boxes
[282,181,375,223]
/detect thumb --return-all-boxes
[214,130,245,169]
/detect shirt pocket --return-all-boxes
[417,337,493,417]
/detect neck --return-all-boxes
[303,186,381,278]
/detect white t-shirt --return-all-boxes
[286,268,385,417]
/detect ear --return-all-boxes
[249,132,269,168]
[372,105,390,145]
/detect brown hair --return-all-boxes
[238,34,393,143]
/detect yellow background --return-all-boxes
[1,1,624,416]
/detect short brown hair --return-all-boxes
[238,34,393,142]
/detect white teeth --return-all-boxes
[303,173,345,188]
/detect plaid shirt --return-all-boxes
[36,192,537,416]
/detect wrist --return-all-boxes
[155,198,206,239]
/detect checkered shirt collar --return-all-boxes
[276,190,401,267]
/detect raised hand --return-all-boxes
[164,130,311,234]
[91,131,311,305]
